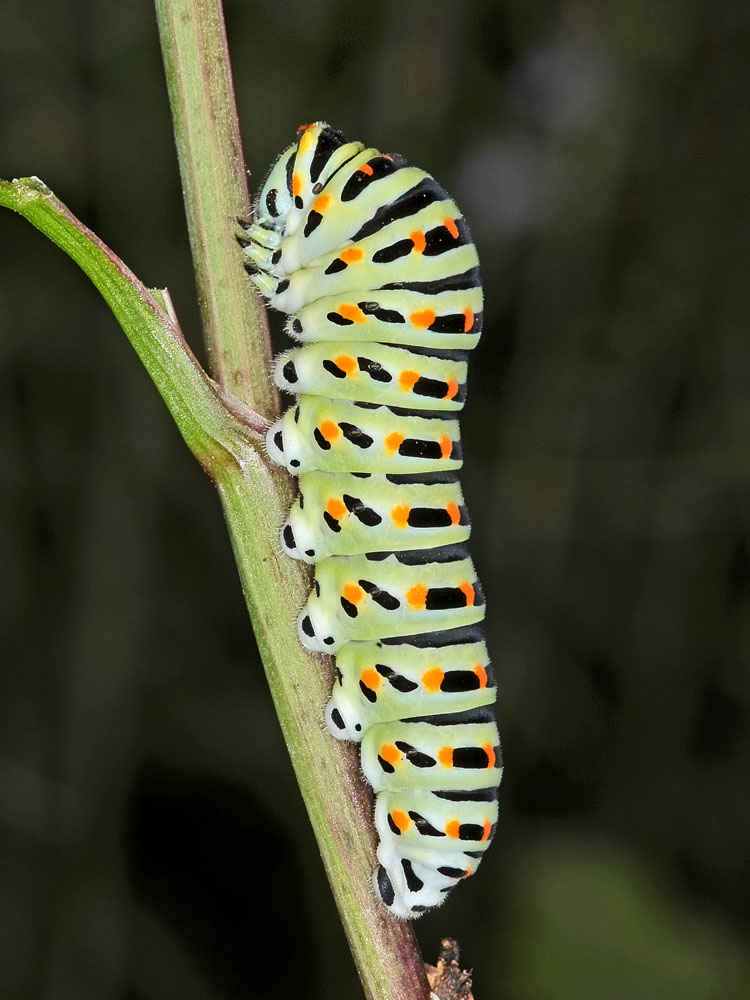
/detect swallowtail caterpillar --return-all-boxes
[239,123,502,918]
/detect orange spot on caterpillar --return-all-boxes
[359,163,374,176]
[326,497,347,520]
[473,664,488,688]
[338,304,367,324]
[481,820,492,842]
[443,217,459,239]
[398,370,419,391]
[483,743,496,769]
[298,129,315,153]
[340,247,364,264]
[444,378,459,400]
[313,194,331,213]
[390,810,410,832]
[292,173,303,197]
[333,354,357,375]
[343,583,365,604]
[410,231,426,253]
[319,420,340,442]
[406,583,428,610]
[463,308,474,332]
[439,435,452,460]
[410,309,436,329]
[298,123,315,132]
[361,667,381,689]
[463,867,474,879]
[458,582,475,606]
[445,819,460,839]
[391,504,410,529]
[384,431,405,454]
[422,667,444,692]
[380,744,401,766]
[446,502,460,526]
[437,746,454,768]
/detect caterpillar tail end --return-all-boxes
[373,863,439,920]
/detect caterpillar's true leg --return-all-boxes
[236,218,282,249]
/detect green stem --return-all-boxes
[156,0,276,417]
[154,3,431,994]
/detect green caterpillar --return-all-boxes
[239,123,501,918]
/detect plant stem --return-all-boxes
[156,0,275,417]
[154,1,432,997]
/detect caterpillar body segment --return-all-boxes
[373,787,498,917]
[260,236,480,317]
[274,341,468,411]
[266,396,462,476]
[286,286,484,351]
[297,546,484,653]
[282,470,471,564]
[374,788,499,854]
[360,710,501,794]
[269,155,430,273]
[245,122,501,919]
[324,627,494,740]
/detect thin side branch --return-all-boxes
[0,177,263,471]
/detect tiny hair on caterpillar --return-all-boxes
[238,122,501,919]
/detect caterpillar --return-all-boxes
[239,123,502,919]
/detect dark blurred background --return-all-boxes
[1,1,749,998]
